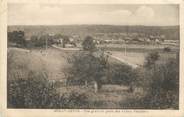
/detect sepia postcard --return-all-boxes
[0,0,184,117]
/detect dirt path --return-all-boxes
[104,52,138,68]
[52,45,139,68]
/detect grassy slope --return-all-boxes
[7,47,71,81]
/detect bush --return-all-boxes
[59,91,89,109]
[66,51,108,88]
[8,31,26,48]
[7,50,90,108]
[108,63,138,89]
[82,36,96,51]
[144,51,160,69]
[145,58,179,109]
[123,58,179,109]
[120,56,179,109]
[7,70,90,108]
[8,70,57,108]
[163,47,171,52]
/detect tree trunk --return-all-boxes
[93,81,102,93]
[128,84,134,93]
[63,42,65,48]
[85,80,88,87]
[94,81,98,93]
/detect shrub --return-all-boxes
[120,56,179,109]
[8,31,26,47]
[108,63,138,92]
[7,70,90,108]
[144,58,179,109]
[163,47,171,52]
[123,58,179,109]
[144,51,160,69]
[82,36,96,51]
[8,70,57,108]
[66,51,108,91]
[59,91,89,109]
[7,50,90,109]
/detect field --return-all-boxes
[8,47,71,81]
[98,43,179,52]
[109,51,177,67]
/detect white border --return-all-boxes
[1,0,184,117]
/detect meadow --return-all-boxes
[98,43,179,53]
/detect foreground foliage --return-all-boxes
[7,48,179,109]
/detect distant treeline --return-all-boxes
[8,25,179,40]
[8,31,72,48]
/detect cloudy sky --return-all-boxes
[8,4,179,26]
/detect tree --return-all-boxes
[8,31,26,47]
[109,63,138,92]
[26,35,38,48]
[62,35,69,48]
[82,36,96,51]
[66,51,108,92]
[143,58,179,109]
[7,70,89,108]
[144,51,160,69]
[163,47,171,52]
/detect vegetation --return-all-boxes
[163,47,171,52]
[66,51,108,92]
[7,50,89,108]
[7,46,179,109]
[66,36,139,93]
[8,31,26,47]
[144,51,160,69]
[7,25,179,109]
[145,58,179,109]
[82,36,96,51]
[62,35,70,48]
[8,25,179,40]
[108,63,139,92]
[121,52,179,109]
[8,74,89,108]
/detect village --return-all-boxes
[21,32,179,49]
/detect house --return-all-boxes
[162,39,179,46]
[154,38,160,44]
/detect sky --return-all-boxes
[8,4,179,26]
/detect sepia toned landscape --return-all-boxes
[7,4,179,109]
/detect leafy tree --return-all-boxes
[82,36,96,51]
[26,35,38,48]
[65,36,104,92]
[28,34,54,48]
[109,63,138,92]
[8,31,26,47]
[163,47,171,52]
[144,51,160,69]
[53,34,62,39]
[144,58,179,109]
[7,70,89,108]
[66,51,108,92]
[120,58,179,109]
[62,35,69,48]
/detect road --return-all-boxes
[52,45,139,68]
[104,52,138,68]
